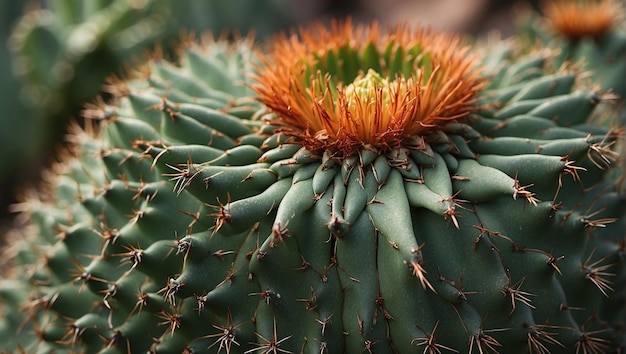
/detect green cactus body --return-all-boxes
[1,20,625,354]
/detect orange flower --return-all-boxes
[252,19,483,156]
[544,0,623,40]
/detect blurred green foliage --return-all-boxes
[0,0,46,206]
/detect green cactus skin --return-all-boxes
[1,23,625,354]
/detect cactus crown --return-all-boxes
[543,0,624,40]
[252,19,483,156]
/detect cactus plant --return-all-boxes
[1,18,625,354]
[10,0,294,116]
[517,0,626,99]
[1,0,295,225]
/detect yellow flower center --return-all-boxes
[345,69,389,109]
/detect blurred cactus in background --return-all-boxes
[10,0,295,117]
[0,0,295,228]
[517,0,626,99]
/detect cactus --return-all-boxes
[1,0,294,221]
[1,19,625,354]
[517,0,626,99]
[11,0,165,113]
[10,0,294,116]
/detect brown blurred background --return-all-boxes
[290,0,533,35]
